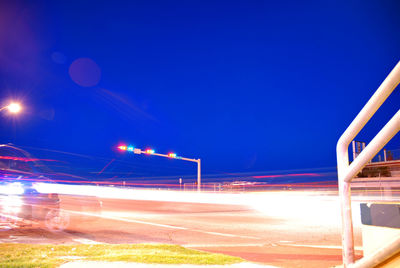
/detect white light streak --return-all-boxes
[33,183,362,227]
[0,182,24,195]
[0,196,23,214]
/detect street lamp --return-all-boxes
[118,145,202,191]
[0,102,22,114]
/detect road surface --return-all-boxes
[0,189,364,268]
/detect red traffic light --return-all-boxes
[168,153,177,158]
[118,145,127,151]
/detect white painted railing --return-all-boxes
[337,61,400,267]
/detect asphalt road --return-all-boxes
[0,190,365,268]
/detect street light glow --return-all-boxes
[0,102,22,114]
[7,103,22,113]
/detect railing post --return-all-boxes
[339,180,356,264]
[337,137,356,265]
[337,61,400,267]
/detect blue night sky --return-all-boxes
[0,1,399,181]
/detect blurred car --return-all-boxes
[0,144,101,231]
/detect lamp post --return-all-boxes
[118,145,202,191]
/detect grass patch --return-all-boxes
[0,243,243,268]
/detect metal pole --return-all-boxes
[197,159,201,192]
[339,110,400,266]
[337,61,400,267]
[130,149,201,191]
[343,110,400,183]
[338,179,355,264]
[384,149,387,161]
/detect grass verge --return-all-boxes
[0,243,244,268]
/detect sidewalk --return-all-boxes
[60,262,278,268]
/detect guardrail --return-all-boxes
[337,61,400,267]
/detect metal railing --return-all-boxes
[337,61,400,267]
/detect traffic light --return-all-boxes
[117,145,182,159]
[145,149,155,154]
[118,145,127,151]
[168,153,177,158]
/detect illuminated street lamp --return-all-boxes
[118,145,202,191]
[0,102,22,114]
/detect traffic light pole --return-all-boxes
[120,146,202,191]
[174,155,201,191]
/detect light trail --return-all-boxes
[1,171,339,189]
[96,158,115,175]
[32,182,367,228]
[252,173,323,179]
[0,156,60,162]
[1,169,395,200]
